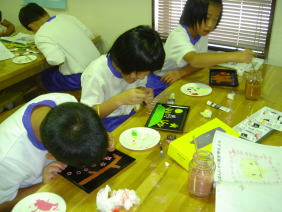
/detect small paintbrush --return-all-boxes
[159,141,164,158]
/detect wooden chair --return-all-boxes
[0,105,22,124]
[92,35,106,54]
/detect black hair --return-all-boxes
[180,0,222,30]
[18,3,48,31]
[40,102,108,168]
[0,11,2,22]
[108,25,165,75]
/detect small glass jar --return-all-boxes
[188,150,215,197]
[245,70,262,100]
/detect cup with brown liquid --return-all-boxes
[245,70,262,100]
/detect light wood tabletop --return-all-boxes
[37,64,282,212]
[0,49,49,91]
[0,40,49,108]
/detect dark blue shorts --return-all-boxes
[41,66,82,92]
[102,110,135,132]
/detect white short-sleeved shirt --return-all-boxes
[154,25,208,76]
[35,14,100,75]
[81,55,147,117]
[0,93,77,203]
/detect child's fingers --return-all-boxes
[134,89,147,99]
[145,88,153,95]
[161,75,174,84]
[47,161,67,172]
[107,132,115,152]
[48,164,66,173]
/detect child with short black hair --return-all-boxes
[0,93,109,204]
[148,0,255,94]
[18,3,100,92]
[0,10,15,36]
[81,25,165,131]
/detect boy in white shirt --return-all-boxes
[0,93,109,208]
[18,3,100,92]
[81,26,165,131]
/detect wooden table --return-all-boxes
[0,42,49,108]
[0,52,48,91]
[37,64,282,211]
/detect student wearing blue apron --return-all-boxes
[81,26,165,132]
[0,93,109,206]
[147,0,255,96]
[18,3,100,92]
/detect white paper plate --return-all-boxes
[180,82,212,96]
[119,127,160,151]
[12,192,66,212]
[12,55,37,64]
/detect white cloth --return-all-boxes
[154,25,208,76]
[0,93,77,203]
[35,14,100,75]
[81,55,147,117]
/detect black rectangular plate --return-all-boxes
[145,103,190,132]
[209,68,239,87]
[60,150,135,193]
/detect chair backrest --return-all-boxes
[0,105,21,124]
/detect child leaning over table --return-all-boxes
[80,25,165,132]
[0,93,115,209]
[18,3,100,92]
[0,10,15,36]
[147,0,255,95]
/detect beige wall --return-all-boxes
[267,0,282,66]
[0,0,152,50]
[1,0,281,66]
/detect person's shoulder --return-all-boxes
[170,25,186,35]
[166,25,187,41]
[30,93,77,104]
[58,14,79,22]
[82,55,109,82]
[57,14,72,18]
[84,55,107,73]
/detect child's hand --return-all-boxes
[42,161,67,184]
[136,87,154,104]
[161,70,185,84]
[107,132,115,152]
[235,49,255,63]
[118,88,146,105]
[144,88,154,104]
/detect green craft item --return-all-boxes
[147,104,166,127]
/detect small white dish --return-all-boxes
[119,127,160,151]
[12,192,66,212]
[180,82,212,96]
[12,55,37,64]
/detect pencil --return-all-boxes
[159,141,164,158]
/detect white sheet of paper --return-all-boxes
[1,32,34,44]
[0,42,14,61]
[233,106,276,142]
[212,131,282,184]
[218,57,264,74]
[216,182,282,212]
[254,106,282,131]
[213,131,282,212]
